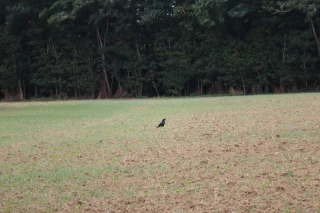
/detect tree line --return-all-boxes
[1,0,320,100]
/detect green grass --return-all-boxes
[1,94,320,212]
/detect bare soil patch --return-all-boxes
[1,94,320,212]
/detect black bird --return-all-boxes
[156,119,166,128]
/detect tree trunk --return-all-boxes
[240,72,246,95]
[99,43,111,96]
[201,81,203,95]
[134,42,143,96]
[303,50,308,88]
[97,80,107,99]
[283,34,286,62]
[187,80,190,95]
[152,79,159,97]
[96,20,111,97]
[132,68,143,97]
[34,84,38,98]
[88,49,95,98]
[280,83,284,93]
[13,53,23,100]
[310,19,320,59]
[18,80,23,100]
[163,42,168,53]
[198,80,203,95]
[138,74,143,97]
[136,40,140,58]
[265,83,268,93]
[55,85,58,97]
[73,47,79,98]
[112,65,122,96]
[241,77,246,95]
[3,90,9,101]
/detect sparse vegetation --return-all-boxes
[1,93,320,212]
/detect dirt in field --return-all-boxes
[1,96,320,212]
[57,139,320,213]
[67,111,319,212]
[87,105,320,213]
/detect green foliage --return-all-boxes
[1,0,320,99]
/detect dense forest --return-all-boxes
[1,0,320,100]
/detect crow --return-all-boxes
[156,119,166,128]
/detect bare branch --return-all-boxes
[180,6,186,14]
[272,8,292,14]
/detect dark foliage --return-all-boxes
[1,0,320,100]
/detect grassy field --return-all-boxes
[1,94,320,213]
